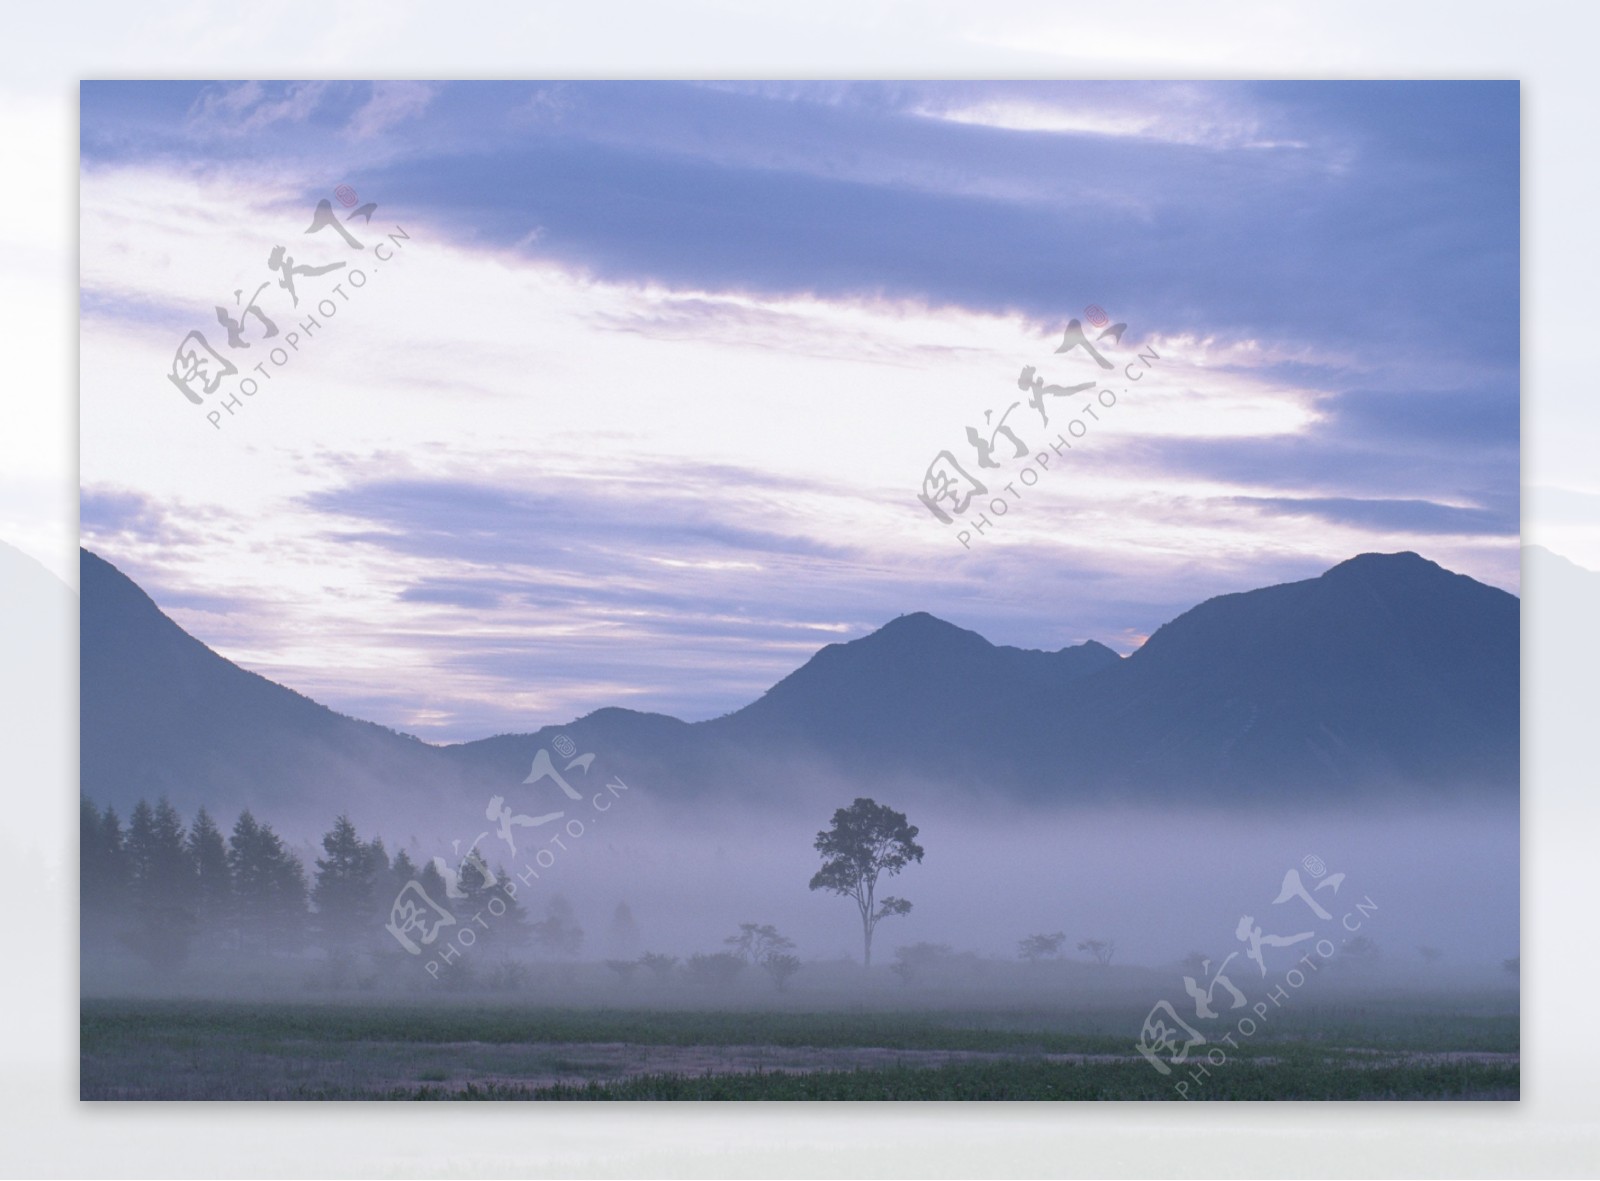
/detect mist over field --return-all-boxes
[81,785,1519,996]
[524,796,1520,970]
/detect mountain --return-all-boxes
[78,547,1519,824]
[699,613,1120,775]
[436,612,1124,804]
[1057,551,1519,798]
[79,549,465,821]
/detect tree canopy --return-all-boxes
[808,797,923,968]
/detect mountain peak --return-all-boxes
[873,611,987,643]
[1321,550,1444,580]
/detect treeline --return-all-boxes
[80,796,818,995]
[79,796,559,977]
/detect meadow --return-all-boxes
[80,976,1519,1101]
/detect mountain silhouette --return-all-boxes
[79,549,462,820]
[699,611,1120,773]
[1055,551,1519,798]
[79,547,1518,822]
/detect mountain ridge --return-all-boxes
[79,547,1519,822]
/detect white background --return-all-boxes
[3,2,1595,1176]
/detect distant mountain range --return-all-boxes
[80,548,1519,823]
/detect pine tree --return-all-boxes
[312,815,381,954]
[123,797,197,971]
[228,810,309,954]
[387,848,419,898]
[460,862,530,962]
[418,856,450,915]
[374,848,421,957]
[227,810,265,950]
[79,798,129,949]
[496,870,531,948]
[430,859,533,988]
[365,837,392,939]
[186,806,232,951]
[126,800,155,886]
[266,834,310,951]
[98,806,130,889]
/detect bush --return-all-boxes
[485,960,530,991]
[763,952,802,992]
[686,951,745,988]
[890,942,954,986]
[1018,933,1066,963]
[637,952,678,983]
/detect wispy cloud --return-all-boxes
[187,81,331,137]
[906,82,1311,151]
[346,81,437,140]
[1226,495,1514,537]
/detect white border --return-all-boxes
[7,2,1594,1175]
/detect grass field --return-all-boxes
[80,993,1519,1101]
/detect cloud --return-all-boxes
[346,82,437,140]
[187,81,332,137]
[905,82,1311,150]
[301,474,855,566]
[80,487,202,548]
[84,80,1519,373]
[1226,495,1514,537]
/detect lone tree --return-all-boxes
[809,797,924,968]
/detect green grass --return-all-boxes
[83,998,1138,1056]
[80,996,1518,1053]
[383,1057,1519,1102]
[79,995,1519,1102]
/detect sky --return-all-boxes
[78,80,1521,742]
